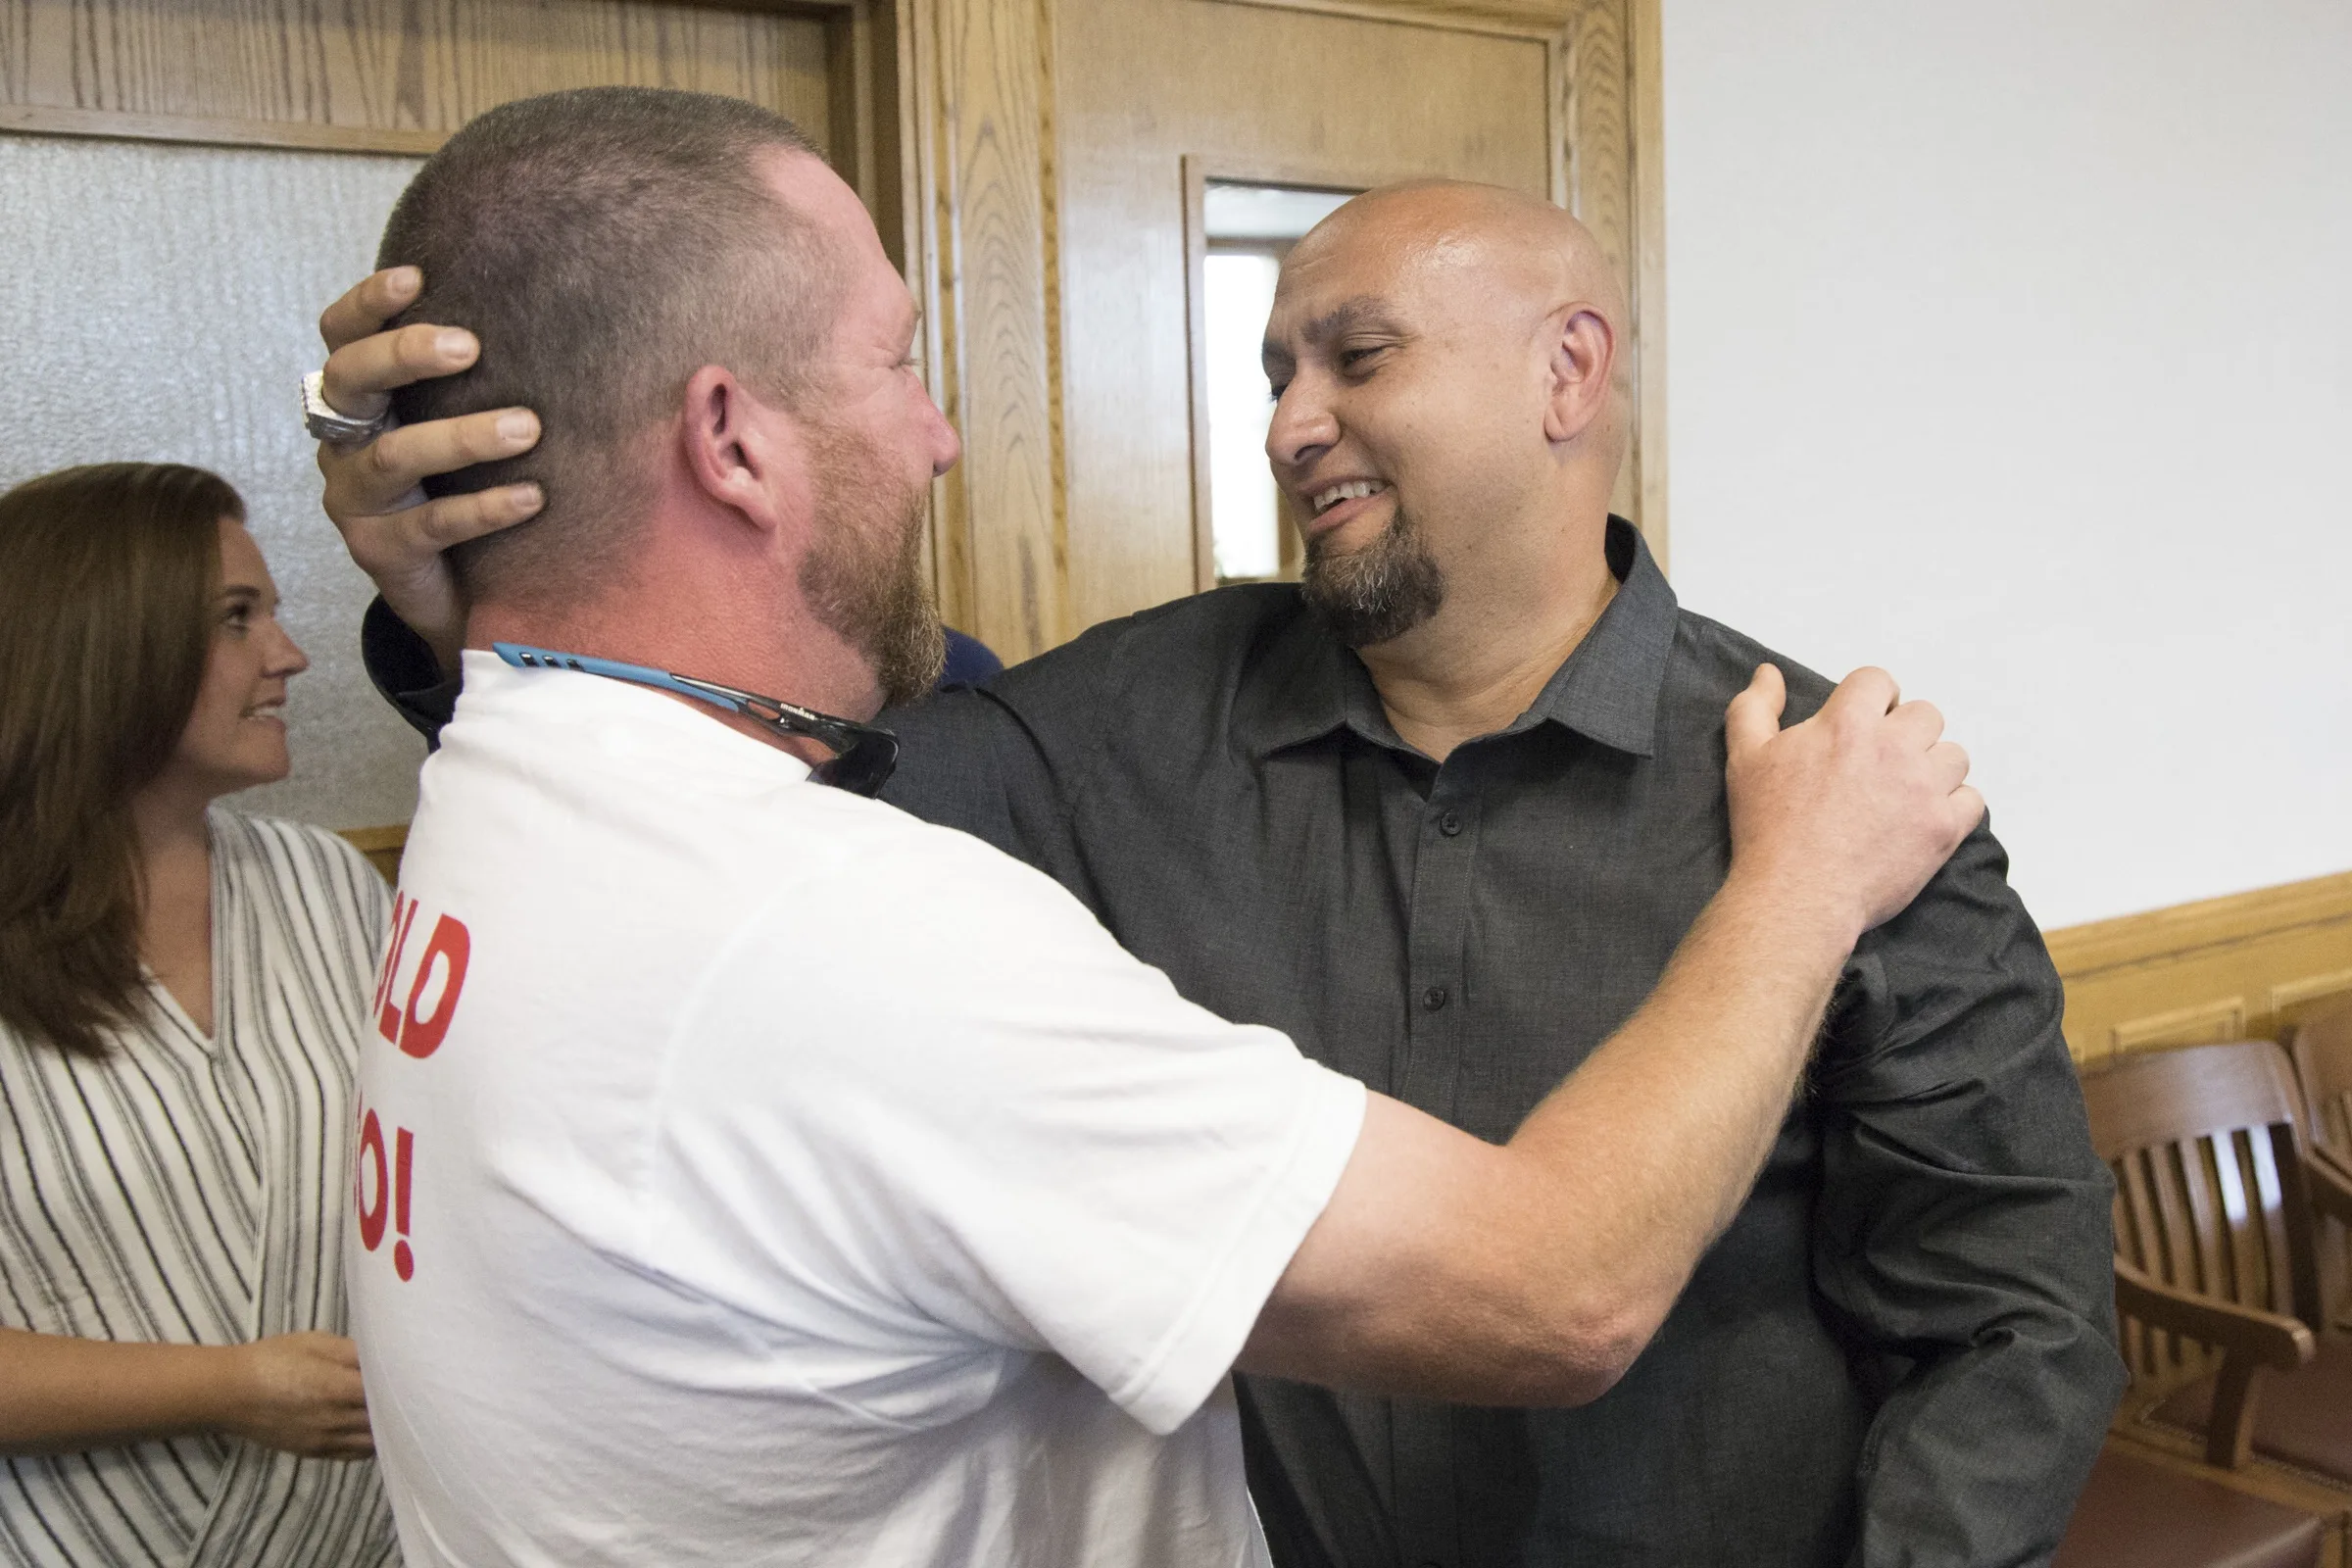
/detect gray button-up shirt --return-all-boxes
[880,518,2124,1568]
[368,516,2125,1567]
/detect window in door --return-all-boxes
[1194,179,1355,585]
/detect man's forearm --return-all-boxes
[1246,866,1861,1405]
[1239,666,1979,1402]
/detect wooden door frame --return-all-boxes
[900,0,1665,664]
[0,0,886,164]
[1182,0,1667,569]
[1180,156,1388,593]
[1213,0,1674,570]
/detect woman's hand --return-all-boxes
[0,1324,373,1459]
[315,266,545,676]
[220,1332,375,1460]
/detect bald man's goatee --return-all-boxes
[1301,507,1446,648]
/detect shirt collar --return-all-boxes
[1236,516,1679,762]
[455,648,817,788]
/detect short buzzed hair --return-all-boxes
[378,87,835,608]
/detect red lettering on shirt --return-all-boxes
[397,914,471,1059]
[357,1107,389,1251]
[374,895,419,1046]
[392,1126,416,1281]
[355,1102,421,1283]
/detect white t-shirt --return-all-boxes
[350,653,1366,1568]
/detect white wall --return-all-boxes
[1660,1,2352,930]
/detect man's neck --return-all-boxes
[1356,514,1619,763]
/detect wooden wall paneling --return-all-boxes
[1208,0,1664,572]
[339,823,409,883]
[1628,0,1665,572]
[896,0,956,618]
[2046,870,2352,1064]
[1057,0,1555,633]
[0,0,845,156]
[900,0,1066,661]
[1561,0,1663,566]
[1563,0,1632,526]
[830,0,906,266]
[897,0,1662,652]
[1182,153,1214,596]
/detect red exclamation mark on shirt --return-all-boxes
[392,1127,416,1282]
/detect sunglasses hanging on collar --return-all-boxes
[492,643,902,797]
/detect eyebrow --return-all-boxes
[1262,295,1407,368]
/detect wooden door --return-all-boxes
[898,0,1662,661]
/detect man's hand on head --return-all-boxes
[1723,664,1984,947]
[314,266,546,677]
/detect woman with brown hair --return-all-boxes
[0,464,398,1566]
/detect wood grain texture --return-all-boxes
[1055,0,1551,630]
[0,0,836,155]
[1626,0,1664,572]
[1180,153,1215,593]
[1205,0,1571,39]
[2047,870,2352,1064]
[903,0,1065,660]
[338,823,408,882]
[1200,0,1665,571]
[1564,0,1640,528]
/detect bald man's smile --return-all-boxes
[1303,477,1392,540]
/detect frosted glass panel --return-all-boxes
[0,134,426,829]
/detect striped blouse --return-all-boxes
[0,811,400,1568]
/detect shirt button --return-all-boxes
[1423,985,1449,1011]
[1438,811,1462,837]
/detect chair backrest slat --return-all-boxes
[2241,1125,2295,1311]
[2080,1041,2326,1372]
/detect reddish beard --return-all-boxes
[798,420,947,708]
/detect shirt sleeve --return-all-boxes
[1809,819,2128,1568]
[882,653,1115,914]
[362,596,462,747]
[650,818,1368,1438]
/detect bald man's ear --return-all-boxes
[1542,307,1617,446]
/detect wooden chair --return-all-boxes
[2082,1040,2352,1510]
[2286,1002,2352,1329]
[2287,1001,2352,1169]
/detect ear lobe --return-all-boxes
[1542,307,1616,445]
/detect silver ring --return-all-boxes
[302,370,395,446]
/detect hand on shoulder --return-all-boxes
[1722,663,1983,945]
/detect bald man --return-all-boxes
[322,172,2121,1566]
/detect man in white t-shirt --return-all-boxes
[339,89,1981,1567]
